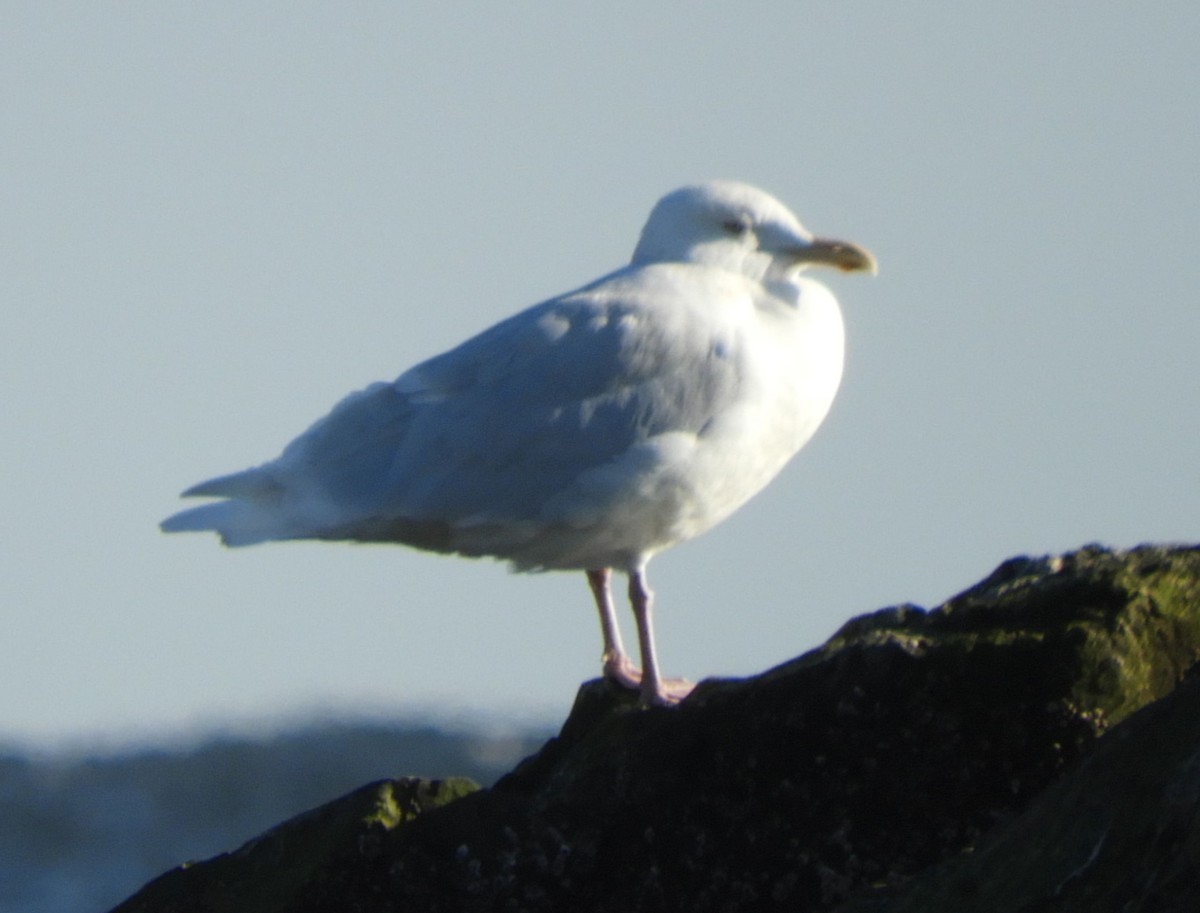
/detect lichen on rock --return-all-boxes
[112,544,1200,913]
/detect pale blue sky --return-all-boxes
[4,3,1198,745]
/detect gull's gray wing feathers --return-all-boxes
[163,262,753,565]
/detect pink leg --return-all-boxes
[586,568,641,691]
[628,567,693,707]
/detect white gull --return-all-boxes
[162,180,876,706]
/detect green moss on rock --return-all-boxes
[112,545,1200,913]
[111,777,478,913]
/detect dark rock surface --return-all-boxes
[840,663,1200,913]
[112,544,1200,913]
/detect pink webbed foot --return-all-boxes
[602,653,694,706]
[602,651,644,691]
[640,675,695,707]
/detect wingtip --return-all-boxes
[178,467,281,500]
[159,506,209,535]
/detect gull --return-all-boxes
[162,181,876,706]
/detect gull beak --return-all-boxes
[794,237,878,275]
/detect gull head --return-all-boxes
[631,180,876,284]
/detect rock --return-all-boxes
[111,544,1200,913]
[111,777,480,913]
[838,664,1200,913]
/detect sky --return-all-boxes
[3,3,1198,748]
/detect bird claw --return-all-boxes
[602,652,643,690]
[641,676,695,707]
[603,653,693,706]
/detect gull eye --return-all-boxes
[721,218,750,238]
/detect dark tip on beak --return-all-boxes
[796,237,878,275]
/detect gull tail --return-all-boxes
[160,467,292,547]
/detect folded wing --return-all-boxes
[161,264,747,557]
